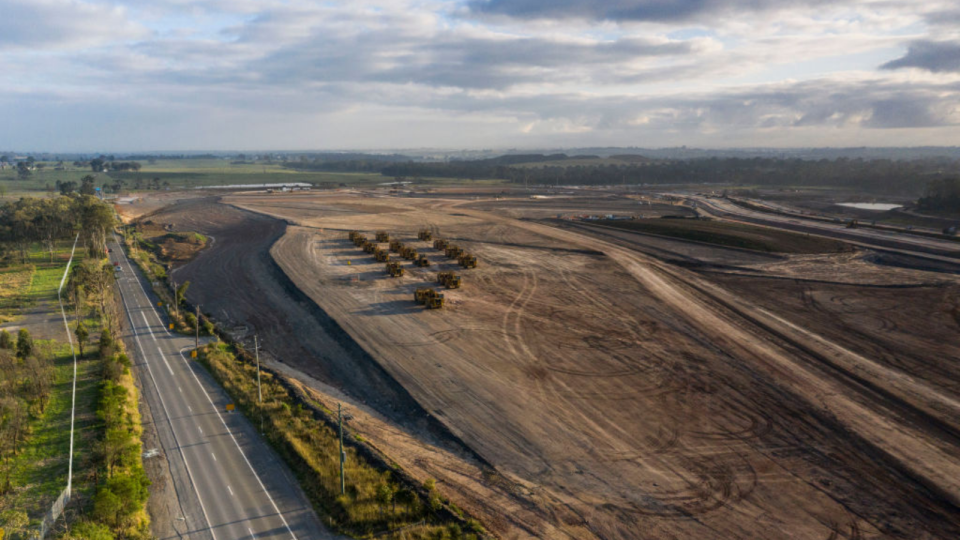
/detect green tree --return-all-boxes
[0,330,11,350]
[80,175,97,196]
[75,321,89,357]
[175,280,190,317]
[15,328,32,360]
[63,521,115,540]
[375,482,394,518]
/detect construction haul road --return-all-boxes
[142,191,960,540]
[108,235,334,540]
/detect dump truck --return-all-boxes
[348,230,360,242]
[426,293,445,309]
[418,229,433,241]
[445,245,463,258]
[433,239,448,250]
[353,234,368,247]
[374,248,390,262]
[415,254,431,267]
[376,231,390,242]
[386,261,404,277]
[389,240,404,253]
[437,271,461,289]
[414,287,438,304]
[363,240,377,253]
[401,246,419,260]
[458,253,478,268]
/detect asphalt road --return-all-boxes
[108,236,336,540]
[686,195,960,264]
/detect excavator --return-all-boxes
[415,254,431,267]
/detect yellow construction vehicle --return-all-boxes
[414,287,437,304]
[386,262,404,277]
[348,230,360,242]
[376,231,390,242]
[437,271,461,289]
[353,234,367,247]
[415,254,431,267]
[433,239,448,250]
[426,293,445,309]
[445,245,463,258]
[847,219,859,229]
[458,253,478,268]
[374,248,390,262]
[363,241,377,253]
[418,229,433,241]
[401,246,419,260]
[389,240,403,253]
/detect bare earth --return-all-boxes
[149,191,960,539]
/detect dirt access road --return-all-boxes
[145,191,960,539]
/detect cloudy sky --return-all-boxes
[2,0,959,151]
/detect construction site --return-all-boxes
[124,188,960,539]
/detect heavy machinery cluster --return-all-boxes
[346,228,477,309]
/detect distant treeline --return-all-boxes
[286,153,960,195]
[917,178,960,213]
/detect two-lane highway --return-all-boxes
[109,235,336,540]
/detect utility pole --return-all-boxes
[255,335,263,434]
[338,403,345,495]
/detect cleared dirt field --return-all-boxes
[146,191,960,539]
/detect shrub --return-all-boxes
[0,329,12,349]
[15,328,32,359]
[202,320,215,336]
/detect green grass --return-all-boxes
[0,340,102,527]
[597,218,854,254]
[0,241,82,320]
[2,159,507,195]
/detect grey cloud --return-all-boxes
[881,40,960,73]
[249,32,702,90]
[465,0,833,22]
[0,0,144,50]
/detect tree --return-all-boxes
[62,521,115,540]
[0,330,11,350]
[75,321,89,357]
[375,482,394,518]
[175,280,190,317]
[89,158,105,172]
[15,162,30,180]
[15,328,32,360]
[80,175,97,195]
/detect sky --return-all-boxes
[1,0,959,152]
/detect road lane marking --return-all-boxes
[111,239,218,540]
[211,452,217,462]
[198,426,203,434]
[248,528,258,539]
[177,348,299,539]
[227,485,234,496]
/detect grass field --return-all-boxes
[0,241,81,323]
[597,218,854,253]
[0,341,102,529]
[1,159,504,195]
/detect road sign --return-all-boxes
[190,350,197,358]
[226,403,235,412]
[169,323,174,330]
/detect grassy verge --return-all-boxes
[0,340,101,534]
[596,217,853,254]
[197,342,486,539]
[0,265,35,322]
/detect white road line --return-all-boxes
[153,345,174,376]
[227,485,234,496]
[179,386,183,393]
[188,405,193,412]
[198,426,203,434]
[177,348,299,540]
[248,528,258,539]
[112,239,218,540]
[211,452,217,462]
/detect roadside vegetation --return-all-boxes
[196,342,486,539]
[918,177,960,214]
[0,195,149,538]
[597,217,853,254]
